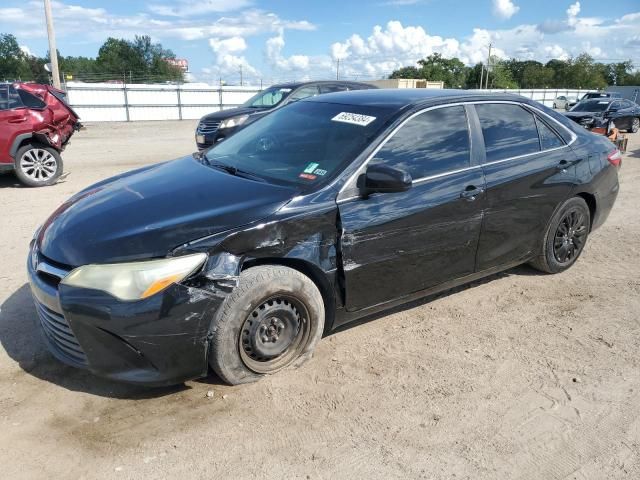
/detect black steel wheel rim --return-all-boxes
[239,295,310,374]
[553,207,587,264]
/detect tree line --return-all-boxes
[0,33,184,84]
[390,53,640,89]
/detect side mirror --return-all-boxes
[608,105,619,113]
[359,163,412,196]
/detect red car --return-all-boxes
[0,83,80,187]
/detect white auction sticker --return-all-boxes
[331,112,377,126]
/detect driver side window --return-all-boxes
[372,106,471,180]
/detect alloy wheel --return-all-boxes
[632,118,639,133]
[553,208,588,264]
[19,148,58,182]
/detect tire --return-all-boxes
[208,265,325,385]
[630,117,639,133]
[529,197,590,274]
[553,103,557,109]
[14,143,63,187]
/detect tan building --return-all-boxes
[366,78,444,89]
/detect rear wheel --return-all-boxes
[530,197,590,274]
[14,143,63,187]
[630,117,639,133]
[208,266,325,385]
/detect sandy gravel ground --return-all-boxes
[1,121,639,479]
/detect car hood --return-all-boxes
[37,156,296,266]
[200,106,270,122]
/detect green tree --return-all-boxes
[486,56,517,89]
[390,53,469,88]
[0,33,32,81]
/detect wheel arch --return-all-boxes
[240,257,336,334]
[9,133,34,159]
[575,191,596,229]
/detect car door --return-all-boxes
[0,84,27,163]
[472,102,577,271]
[337,105,486,311]
[616,101,637,130]
[607,101,629,130]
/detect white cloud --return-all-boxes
[0,2,315,43]
[19,45,33,56]
[208,35,259,79]
[567,1,580,25]
[493,0,520,20]
[265,30,310,71]
[148,0,252,17]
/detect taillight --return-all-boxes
[607,149,622,168]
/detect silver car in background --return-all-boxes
[553,95,578,110]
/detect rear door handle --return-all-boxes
[460,185,484,201]
[556,159,581,172]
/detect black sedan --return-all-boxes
[565,98,640,133]
[195,80,376,149]
[28,89,620,386]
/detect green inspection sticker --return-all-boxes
[303,162,320,174]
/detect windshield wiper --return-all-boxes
[207,160,267,183]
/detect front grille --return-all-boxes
[31,251,87,368]
[36,300,88,368]
[197,119,221,135]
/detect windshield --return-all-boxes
[571,100,611,112]
[242,87,292,108]
[205,101,394,189]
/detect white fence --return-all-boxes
[65,83,596,122]
[475,88,594,108]
[65,82,261,122]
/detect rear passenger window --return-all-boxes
[373,105,470,179]
[17,90,45,109]
[535,117,564,150]
[476,104,540,162]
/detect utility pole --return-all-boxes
[479,64,485,90]
[484,43,492,90]
[336,59,340,80]
[239,65,243,86]
[44,0,61,89]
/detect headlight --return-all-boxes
[219,115,249,129]
[61,253,207,301]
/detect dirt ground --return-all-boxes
[1,121,639,480]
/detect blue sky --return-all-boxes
[1,0,639,84]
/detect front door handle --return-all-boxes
[460,185,484,201]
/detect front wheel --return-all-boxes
[14,143,63,187]
[529,197,590,274]
[630,117,639,133]
[208,266,325,385]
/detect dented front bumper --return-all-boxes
[28,248,240,386]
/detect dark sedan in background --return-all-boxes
[29,89,620,387]
[195,80,376,149]
[564,98,640,133]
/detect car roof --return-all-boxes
[270,80,374,89]
[302,88,531,109]
[581,98,615,103]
